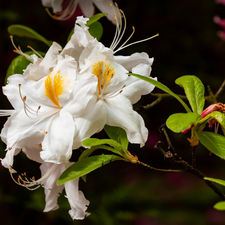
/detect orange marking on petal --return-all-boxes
[92,61,115,95]
[45,71,64,107]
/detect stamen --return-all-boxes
[10,36,33,62]
[18,84,43,119]
[27,46,43,59]
[108,3,159,54]
[114,33,159,53]
[0,110,14,116]
[9,164,58,191]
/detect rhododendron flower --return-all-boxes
[8,145,90,220]
[42,0,118,23]
[71,11,157,148]
[0,42,97,165]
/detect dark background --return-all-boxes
[1,0,225,224]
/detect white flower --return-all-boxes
[71,10,157,148]
[0,42,97,165]
[8,145,90,220]
[42,0,118,23]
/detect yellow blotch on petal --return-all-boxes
[45,71,64,107]
[92,61,115,95]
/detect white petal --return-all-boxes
[0,148,20,169]
[41,109,75,164]
[64,73,98,117]
[40,162,64,212]
[79,0,95,18]
[65,177,90,220]
[73,98,107,149]
[93,0,119,24]
[41,0,64,13]
[3,75,26,110]
[39,42,62,75]
[1,110,47,150]
[22,145,43,164]
[114,52,153,71]
[105,95,148,147]
[121,64,157,104]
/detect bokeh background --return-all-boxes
[1,0,225,224]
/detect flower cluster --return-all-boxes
[0,7,156,220]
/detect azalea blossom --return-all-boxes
[42,0,118,23]
[0,38,97,166]
[8,145,90,220]
[69,10,157,148]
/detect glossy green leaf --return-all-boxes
[8,24,52,46]
[104,125,129,151]
[88,21,103,40]
[78,144,119,161]
[204,177,225,186]
[175,75,205,114]
[214,201,225,210]
[82,138,125,156]
[128,73,191,113]
[166,112,201,133]
[57,154,123,185]
[86,13,107,26]
[196,132,225,159]
[198,111,225,129]
[5,51,45,84]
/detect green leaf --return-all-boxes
[214,201,225,210]
[86,13,107,26]
[67,13,107,42]
[57,154,123,185]
[8,24,52,46]
[175,75,205,114]
[6,51,45,84]
[82,138,125,156]
[104,125,129,151]
[198,111,225,129]
[196,132,225,159]
[166,112,201,133]
[88,21,103,41]
[204,177,225,187]
[128,73,191,113]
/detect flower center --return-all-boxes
[92,61,115,95]
[45,70,65,107]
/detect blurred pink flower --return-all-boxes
[216,0,225,5]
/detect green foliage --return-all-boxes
[196,132,225,159]
[214,201,225,210]
[175,76,205,114]
[204,177,225,186]
[5,51,45,84]
[89,21,103,41]
[8,25,52,46]
[128,73,191,113]
[198,111,225,129]
[166,112,201,133]
[57,154,124,185]
[67,13,107,42]
[86,13,107,26]
[104,125,129,151]
[82,138,126,156]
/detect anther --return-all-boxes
[122,85,126,89]
[22,96,26,102]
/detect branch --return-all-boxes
[141,79,225,109]
[137,160,185,173]
[155,125,225,200]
